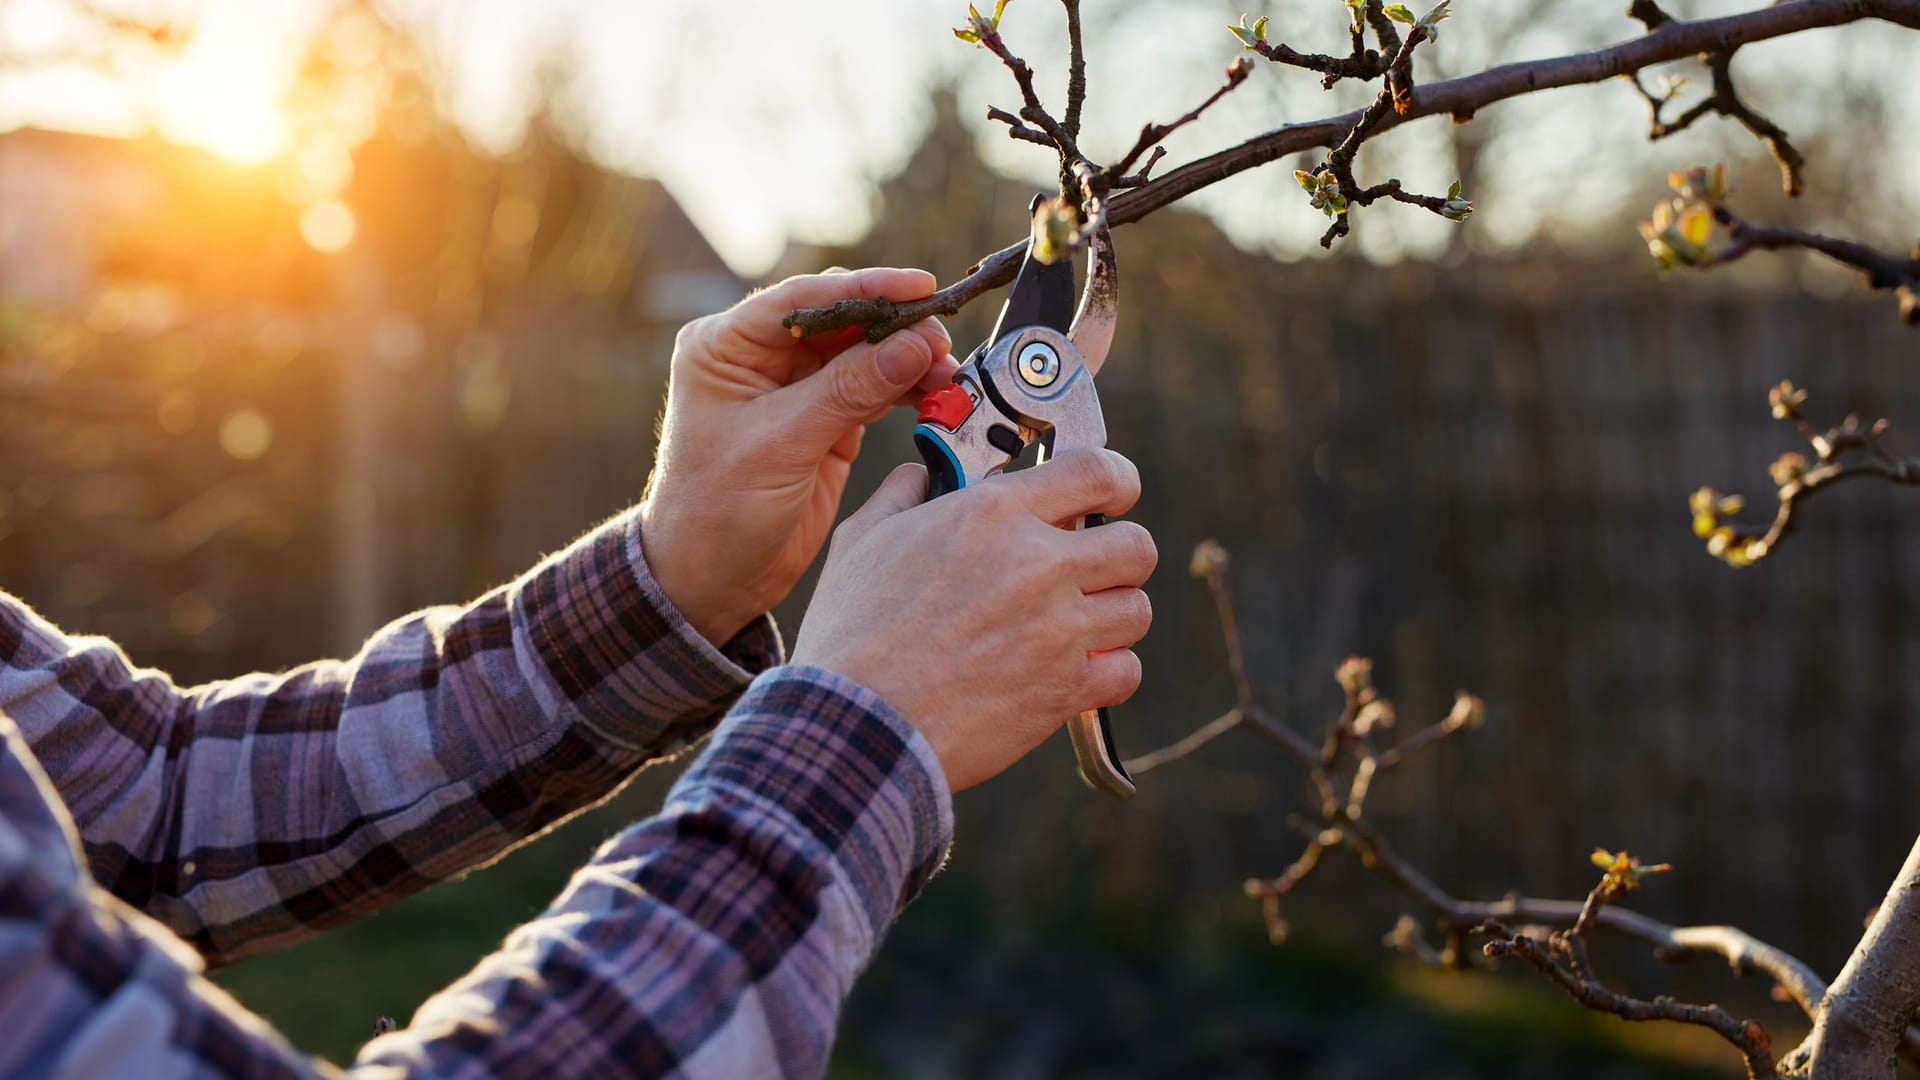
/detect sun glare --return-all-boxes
[154,65,291,165]
[142,4,303,166]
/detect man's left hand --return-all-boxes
[640,268,956,645]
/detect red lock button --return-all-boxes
[917,384,975,431]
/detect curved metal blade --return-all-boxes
[1068,223,1118,375]
[990,196,1076,343]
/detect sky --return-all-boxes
[2,0,1917,276]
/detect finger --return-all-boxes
[813,316,951,384]
[907,315,952,358]
[915,353,961,394]
[776,331,936,455]
[990,448,1141,524]
[1081,587,1153,652]
[1070,520,1158,592]
[1079,648,1144,711]
[846,463,929,525]
[735,268,938,346]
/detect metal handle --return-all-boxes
[1068,511,1136,799]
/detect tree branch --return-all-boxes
[1690,384,1920,566]
[1107,57,1253,184]
[1147,542,1920,1075]
[1060,0,1086,144]
[1709,219,1920,325]
[1480,914,1775,1079]
[987,105,1055,147]
[788,0,1918,340]
[1781,836,1920,1077]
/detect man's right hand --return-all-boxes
[791,448,1156,792]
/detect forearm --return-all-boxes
[4,665,946,1080]
[357,666,953,1079]
[1,508,781,964]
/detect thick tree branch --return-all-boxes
[1118,0,1920,226]
[788,0,1918,340]
[1782,836,1920,1077]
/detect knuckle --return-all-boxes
[1089,650,1143,705]
[1124,589,1154,636]
[828,516,862,552]
[970,479,1020,521]
[1072,450,1120,500]
[671,316,712,358]
[1115,522,1158,575]
[1104,450,1141,499]
[821,362,868,417]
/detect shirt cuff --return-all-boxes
[516,509,785,756]
[678,664,955,931]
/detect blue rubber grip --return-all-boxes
[913,424,966,499]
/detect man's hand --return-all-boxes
[641,268,956,645]
[792,449,1157,792]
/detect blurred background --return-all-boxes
[3,0,1918,1076]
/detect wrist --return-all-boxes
[637,499,760,646]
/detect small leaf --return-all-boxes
[1590,849,1618,872]
[1447,179,1462,199]
[1253,14,1269,39]
[953,27,981,42]
[1677,204,1713,246]
[992,0,1011,25]
[1294,169,1318,193]
[1383,4,1416,22]
[1418,0,1452,28]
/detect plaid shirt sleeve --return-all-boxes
[0,508,782,967]
[0,666,954,1079]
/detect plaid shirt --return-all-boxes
[0,508,954,1078]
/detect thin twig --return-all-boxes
[787,0,1920,339]
[1708,217,1920,324]
[987,105,1054,147]
[1479,919,1775,1079]
[1124,709,1245,775]
[1106,57,1253,183]
[1060,0,1086,144]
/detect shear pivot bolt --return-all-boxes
[1016,341,1061,388]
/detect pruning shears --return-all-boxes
[911,197,1135,799]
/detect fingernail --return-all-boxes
[876,336,928,386]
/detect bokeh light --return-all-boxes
[218,408,275,460]
[299,198,357,253]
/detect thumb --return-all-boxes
[784,331,934,454]
[848,463,930,526]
